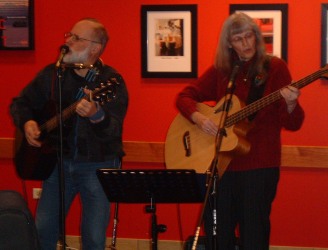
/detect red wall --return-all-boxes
[1,0,328,248]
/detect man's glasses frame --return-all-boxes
[64,32,101,44]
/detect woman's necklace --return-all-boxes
[243,69,250,82]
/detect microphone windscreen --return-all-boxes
[60,45,69,54]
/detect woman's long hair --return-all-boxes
[214,12,269,80]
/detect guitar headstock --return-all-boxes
[320,64,328,79]
[92,78,119,105]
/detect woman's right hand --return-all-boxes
[191,111,218,136]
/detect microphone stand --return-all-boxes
[55,61,98,249]
[56,65,67,250]
[191,64,240,250]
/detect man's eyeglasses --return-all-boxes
[64,32,101,44]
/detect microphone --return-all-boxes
[220,62,242,113]
[227,62,242,88]
[55,45,69,68]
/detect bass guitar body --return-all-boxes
[165,95,252,176]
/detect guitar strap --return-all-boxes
[84,58,103,87]
[50,58,104,100]
[246,57,271,121]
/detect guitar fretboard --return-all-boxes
[225,66,328,127]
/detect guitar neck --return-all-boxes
[39,100,82,133]
[225,66,328,127]
[37,80,118,133]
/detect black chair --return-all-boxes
[0,190,40,250]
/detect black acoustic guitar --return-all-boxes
[14,80,118,180]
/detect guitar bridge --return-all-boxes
[183,131,191,157]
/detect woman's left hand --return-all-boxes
[280,85,300,113]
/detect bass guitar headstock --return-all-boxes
[320,64,328,79]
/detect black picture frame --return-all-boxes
[321,4,328,67]
[230,4,288,62]
[0,0,34,50]
[141,4,197,78]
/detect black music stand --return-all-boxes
[97,169,204,250]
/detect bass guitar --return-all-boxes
[165,65,328,177]
[14,79,119,180]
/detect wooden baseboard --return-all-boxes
[61,236,328,250]
[1,137,328,168]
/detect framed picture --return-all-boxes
[321,4,328,67]
[141,4,197,78]
[0,0,34,50]
[230,4,288,62]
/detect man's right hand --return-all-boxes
[24,120,42,147]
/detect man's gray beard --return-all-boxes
[64,49,89,64]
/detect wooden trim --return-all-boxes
[65,235,327,250]
[281,145,328,168]
[1,137,328,168]
[123,141,164,163]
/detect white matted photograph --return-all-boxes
[141,5,197,78]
